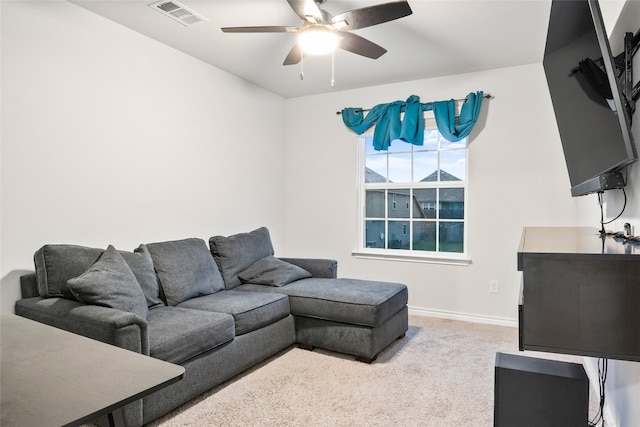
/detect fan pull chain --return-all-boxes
[300,53,304,80]
[331,50,335,87]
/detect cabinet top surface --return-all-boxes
[518,227,639,256]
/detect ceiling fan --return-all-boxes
[221,0,413,65]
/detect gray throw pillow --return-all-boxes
[209,227,274,289]
[67,245,148,318]
[144,238,224,306]
[238,256,312,287]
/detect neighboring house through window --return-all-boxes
[358,119,468,258]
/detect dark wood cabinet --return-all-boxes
[518,227,640,361]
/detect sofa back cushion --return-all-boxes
[35,244,103,299]
[144,238,224,306]
[209,227,274,289]
[67,245,149,318]
[34,244,163,307]
[129,246,165,308]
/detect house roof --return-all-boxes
[365,167,387,183]
[420,170,461,182]
[365,168,462,184]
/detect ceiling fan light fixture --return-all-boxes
[298,27,339,55]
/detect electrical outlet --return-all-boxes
[489,279,499,294]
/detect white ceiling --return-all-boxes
[70,0,553,98]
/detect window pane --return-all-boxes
[439,222,464,253]
[389,189,410,218]
[365,190,385,218]
[365,155,387,183]
[440,150,466,181]
[364,135,376,153]
[413,189,436,218]
[388,139,411,153]
[365,220,385,248]
[388,153,411,183]
[388,220,410,249]
[439,188,464,219]
[361,129,467,256]
[413,221,436,251]
[440,138,467,150]
[423,129,439,150]
[413,151,438,182]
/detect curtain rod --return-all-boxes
[334,93,493,115]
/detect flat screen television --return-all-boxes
[543,0,637,197]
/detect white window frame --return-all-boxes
[353,116,471,266]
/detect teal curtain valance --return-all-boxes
[341,91,484,151]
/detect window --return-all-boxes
[358,120,468,259]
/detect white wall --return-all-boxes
[0,1,287,314]
[283,63,578,325]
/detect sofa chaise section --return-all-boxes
[211,227,409,363]
[235,278,408,362]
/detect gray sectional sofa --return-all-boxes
[14,227,408,427]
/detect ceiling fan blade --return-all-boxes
[339,32,387,59]
[283,44,305,65]
[286,0,324,23]
[332,1,412,30]
[221,26,299,33]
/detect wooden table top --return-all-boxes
[1,315,184,427]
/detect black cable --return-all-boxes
[598,188,628,236]
[602,188,627,225]
[598,192,606,236]
[588,358,608,427]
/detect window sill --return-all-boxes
[351,250,472,266]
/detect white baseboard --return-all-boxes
[408,306,518,328]
[583,357,617,427]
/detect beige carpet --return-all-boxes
[147,315,599,427]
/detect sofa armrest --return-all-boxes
[15,296,149,355]
[20,273,39,298]
[279,258,337,279]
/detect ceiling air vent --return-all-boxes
[149,1,209,26]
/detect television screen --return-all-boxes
[543,0,637,197]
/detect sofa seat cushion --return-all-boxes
[235,278,408,328]
[147,306,234,364]
[176,290,290,336]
